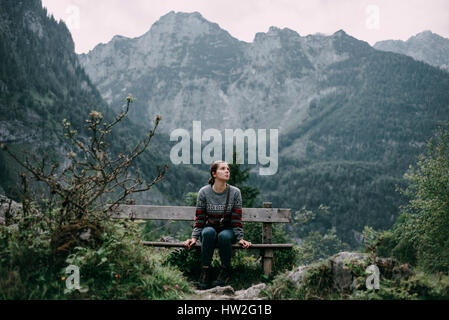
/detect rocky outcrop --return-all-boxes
[193,283,267,300]
[329,251,368,292]
[0,195,22,224]
[191,251,413,300]
[284,252,413,295]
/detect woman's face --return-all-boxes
[213,163,230,182]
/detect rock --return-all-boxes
[193,283,267,300]
[194,285,235,300]
[0,195,22,224]
[79,228,92,241]
[234,283,267,300]
[0,195,43,225]
[329,251,369,293]
[376,256,414,281]
[287,266,310,285]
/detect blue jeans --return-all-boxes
[200,227,236,268]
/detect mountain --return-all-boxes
[256,29,449,245]
[78,12,449,246]
[78,14,371,135]
[0,0,106,195]
[0,1,205,205]
[374,31,449,72]
[79,11,246,133]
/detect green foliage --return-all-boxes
[350,271,449,300]
[362,226,385,265]
[184,192,198,207]
[403,272,449,300]
[0,206,61,299]
[254,160,408,247]
[294,261,335,299]
[261,261,336,300]
[0,215,192,299]
[228,151,260,208]
[349,278,419,300]
[291,206,349,265]
[295,229,349,266]
[63,219,191,299]
[165,248,202,276]
[258,271,298,300]
[380,124,449,273]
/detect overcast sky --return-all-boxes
[41,0,449,54]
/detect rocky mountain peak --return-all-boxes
[412,30,434,40]
[254,26,300,42]
[374,30,449,71]
[333,29,347,37]
[330,29,372,56]
[143,10,226,42]
[408,30,447,45]
[111,34,129,42]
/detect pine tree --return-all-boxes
[228,150,259,208]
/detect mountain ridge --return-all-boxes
[78,11,370,134]
[374,30,449,71]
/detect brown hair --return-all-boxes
[208,160,229,185]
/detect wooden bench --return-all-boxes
[109,202,293,275]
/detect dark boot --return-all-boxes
[197,266,211,290]
[212,266,231,287]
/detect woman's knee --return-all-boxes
[218,230,234,243]
[202,227,216,240]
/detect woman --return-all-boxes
[184,160,252,289]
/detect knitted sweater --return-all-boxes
[191,184,244,241]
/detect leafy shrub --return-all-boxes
[295,229,349,266]
[350,272,449,300]
[244,222,297,274]
[0,213,192,299]
[63,219,191,299]
[291,206,349,266]
[0,209,62,299]
[261,261,336,300]
[403,272,449,300]
[377,124,449,273]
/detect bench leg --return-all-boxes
[262,249,274,276]
[262,203,274,276]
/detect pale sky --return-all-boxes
[41,0,449,54]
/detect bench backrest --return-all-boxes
[110,205,291,223]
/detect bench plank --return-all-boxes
[109,205,291,223]
[141,241,294,249]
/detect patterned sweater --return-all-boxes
[191,184,244,241]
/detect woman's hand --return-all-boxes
[184,238,197,249]
[238,239,252,249]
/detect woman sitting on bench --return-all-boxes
[184,160,252,289]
